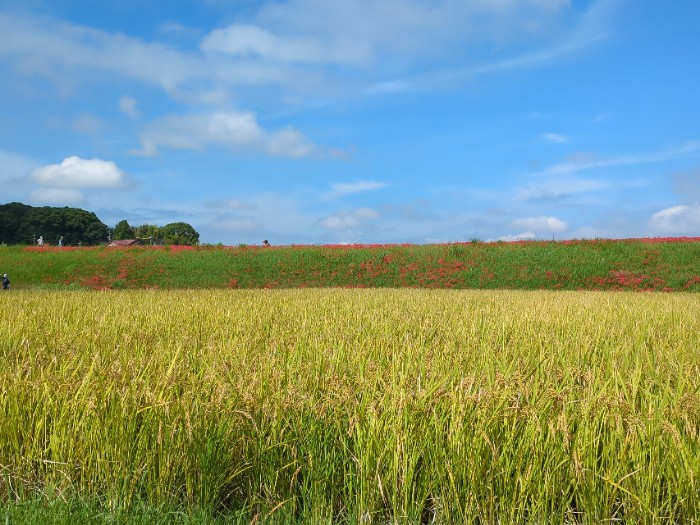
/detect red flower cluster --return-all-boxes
[585,270,668,291]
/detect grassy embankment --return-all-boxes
[1,238,699,291]
[1,289,699,523]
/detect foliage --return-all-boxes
[112,219,135,240]
[1,290,699,523]
[0,202,108,245]
[0,202,32,244]
[160,222,200,246]
[133,223,161,241]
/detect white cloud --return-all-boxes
[28,156,127,189]
[512,216,568,232]
[119,96,140,117]
[30,187,85,206]
[135,111,321,158]
[322,181,387,200]
[490,232,537,242]
[648,204,700,235]
[266,127,316,158]
[318,207,380,230]
[542,132,569,144]
[201,24,358,65]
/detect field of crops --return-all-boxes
[1,238,700,291]
[2,289,699,524]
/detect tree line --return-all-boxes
[0,202,108,245]
[0,202,199,246]
[112,220,199,246]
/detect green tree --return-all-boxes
[16,206,108,245]
[160,222,199,246]
[112,220,135,240]
[61,208,109,245]
[0,202,32,244]
[133,224,161,241]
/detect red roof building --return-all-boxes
[107,239,143,247]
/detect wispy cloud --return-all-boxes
[516,141,700,201]
[542,132,570,144]
[201,23,370,66]
[216,0,575,68]
[205,198,257,211]
[517,174,608,201]
[591,113,612,123]
[0,12,202,94]
[364,0,619,94]
[0,1,597,105]
[134,111,324,158]
[533,141,700,178]
[119,96,140,118]
[365,80,412,96]
[317,207,380,230]
[322,181,387,200]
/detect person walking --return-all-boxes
[2,273,9,290]
[58,236,64,247]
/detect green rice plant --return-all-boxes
[0,289,699,523]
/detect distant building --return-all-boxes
[107,239,143,247]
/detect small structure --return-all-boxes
[107,239,143,247]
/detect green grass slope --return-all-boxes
[1,238,699,291]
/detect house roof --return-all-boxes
[108,239,142,247]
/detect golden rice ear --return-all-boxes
[2,288,698,522]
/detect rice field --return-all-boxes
[1,289,699,524]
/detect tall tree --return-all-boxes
[133,224,161,241]
[12,205,108,245]
[0,202,32,244]
[160,222,200,246]
[112,220,135,240]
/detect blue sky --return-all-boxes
[1,0,699,245]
